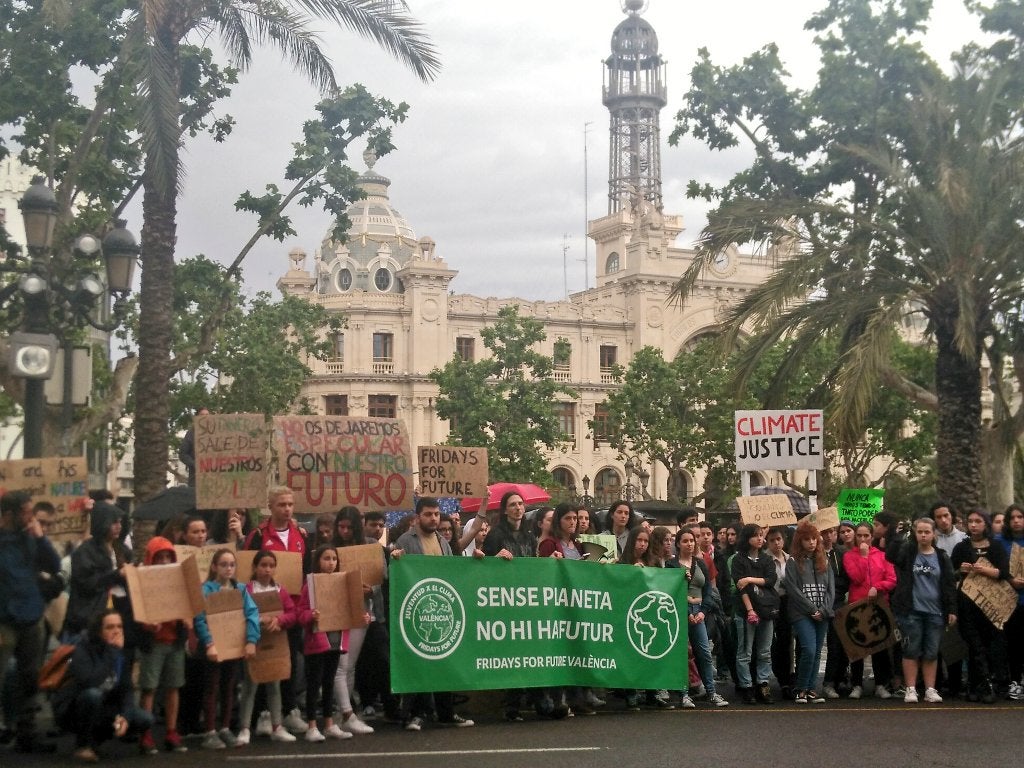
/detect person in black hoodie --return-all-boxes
[63,503,131,641]
[54,610,153,762]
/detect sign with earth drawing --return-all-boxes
[389,556,688,693]
[834,596,900,662]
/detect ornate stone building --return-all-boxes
[278,1,778,506]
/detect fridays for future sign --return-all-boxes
[734,410,824,471]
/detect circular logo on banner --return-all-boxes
[625,590,680,660]
[399,578,466,659]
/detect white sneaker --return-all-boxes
[680,693,696,709]
[904,688,919,703]
[324,724,352,740]
[923,687,942,703]
[271,726,297,743]
[201,731,225,750]
[255,711,273,737]
[1008,681,1024,701]
[341,714,374,735]
[709,692,729,707]
[235,728,250,747]
[822,685,839,699]
[305,727,325,743]
[848,686,862,700]
[284,709,309,733]
[875,685,892,700]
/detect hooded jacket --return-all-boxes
[64,502,131,637]
[136,537,187,648]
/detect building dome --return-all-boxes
[317,150,419,296]
[610,9,659,58]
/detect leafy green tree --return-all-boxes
[670,0,1024,511]
[431,305,576,484]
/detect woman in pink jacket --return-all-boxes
[843,523,898,699]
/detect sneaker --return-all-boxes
[305,727,325,743]
[1008,681,1024,701]
[284,708,309,733]
[875,685,892,700]
[74,746,99,763]
[341,713,374,735]
[163,730,187,753]
[625,694,641,711]
[757,681,774,705]
[218,728,238,748]
[140,730,158,755]
[324,724,352,740]
[680,693,696,709]
[584,691,606,707]
[235,728,250,747]
[202,730,226,750]
[904,688,919,703]
[404,717,424,732]
[271,726,297,742]
[923,687,943,703]
[255,711,273,737]
[807,690,826,704]
[794,691,809,704]
[574,703,596,716]
[892,686,908,698]
[709,692,730,707]
[848,686,863,700]
[504,709,524,722]
[361,706,379,720]
[823,685,840,700]
[440,714,474,727]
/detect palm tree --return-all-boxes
[673,60,1024,511]
[129,1,439,503]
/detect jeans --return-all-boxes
[0,619,46,737]
[62,687,153,748]
[733,615,773,688]
[688,610,717,695]
[792,616,829,692]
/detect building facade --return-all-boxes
[277,2,779,506]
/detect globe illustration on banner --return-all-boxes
[626,591,680,659]
[399,578,466,660]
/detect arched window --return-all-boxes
[373,267,392,291]
[337,267,353,291]
[605,252,620,274]
[594,468,622,505]
[551,467,575,495]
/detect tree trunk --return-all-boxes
[933,320,982,510]
[980,423,1014,512]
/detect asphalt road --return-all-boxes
[14,697,1022,768]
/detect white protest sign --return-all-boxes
[735,410,824,471]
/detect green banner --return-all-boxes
[837,488,885,524]
[389,556,688,693]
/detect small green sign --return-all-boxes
[389,556,689,693]
[836,488,885,524]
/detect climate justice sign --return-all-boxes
[734,410,824,471]
[273,416,413,513]
[389,556,688,693]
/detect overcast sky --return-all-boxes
[169,0,979,303]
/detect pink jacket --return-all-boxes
[843,546,897,603]
[296,582,349,656]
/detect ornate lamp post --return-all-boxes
[7,176,138,457]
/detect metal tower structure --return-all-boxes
[602,0,667,215]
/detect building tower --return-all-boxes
[603,0,667,214]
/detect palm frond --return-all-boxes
[135,22,184,195]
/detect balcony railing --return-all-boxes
[325,357,344,374]
[600,366,615,384]
[553,366,571,383]
[372,359,395,375]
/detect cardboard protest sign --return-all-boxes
[235,550,304,596]
[194,413,269,510]
[0,457,89,543]
[175,543,233,580]
[248,591,291,683]
[125,555,205,624]
[736,494,798,527]
[836,488,885,525]
[338,543,385,587]
[307,570,364,632]
[805,506,841,532]
[961,558,1018,629]
[416,446,488,499]
[204,588,248,660]
[734,410,824,471]
[1009,544,1024,580]
[834,597,900,662]
[273,416,414,513]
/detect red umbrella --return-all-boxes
[460,482,552,513]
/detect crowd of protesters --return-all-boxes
[3,485,1024,761]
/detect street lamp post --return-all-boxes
[7,176,138,458]
[623,453,649,502]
